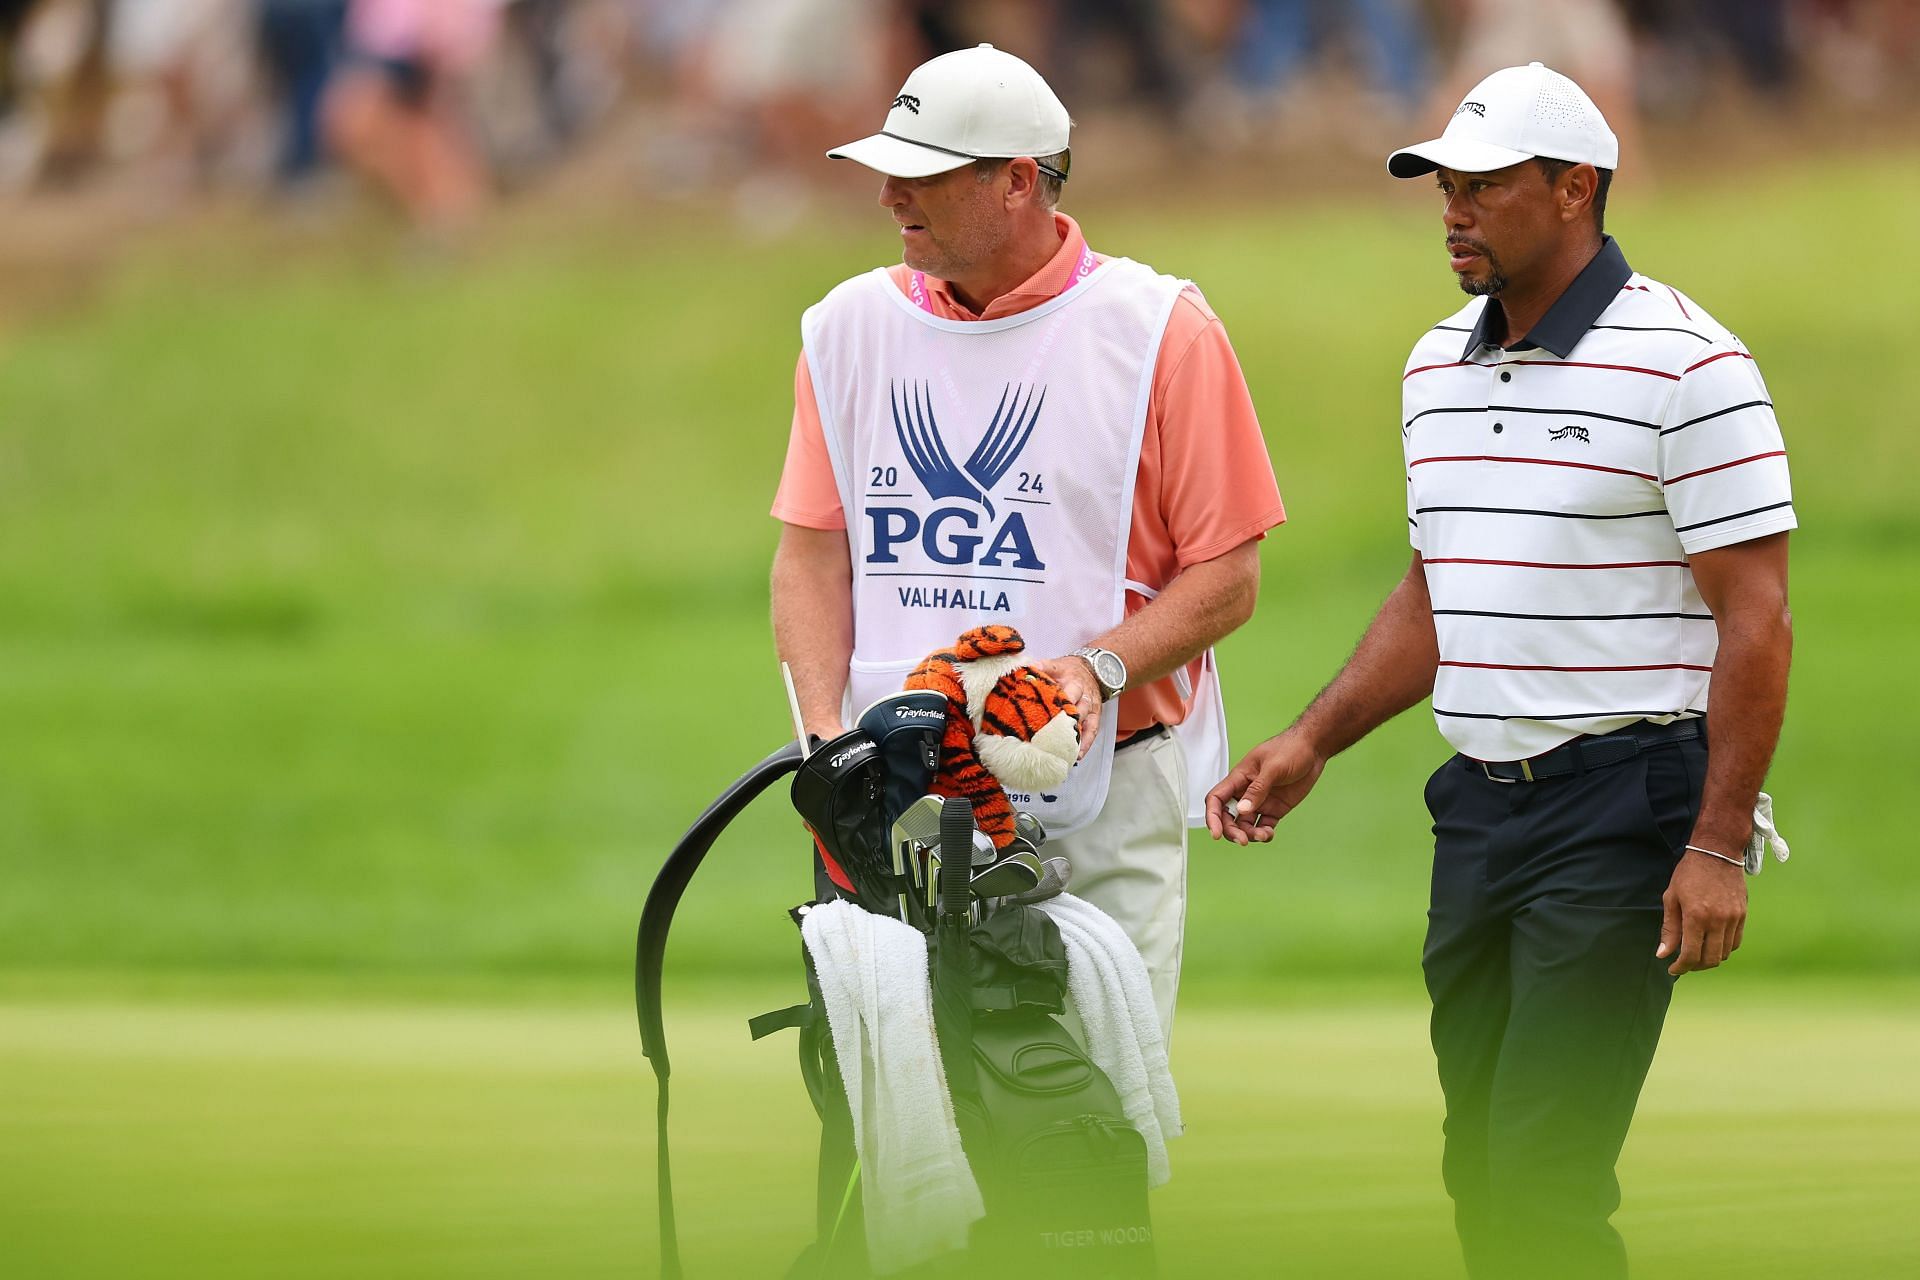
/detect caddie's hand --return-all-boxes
[1030,656,1102,759]
[1656,848,1748,976]
[1204,729,1326,846]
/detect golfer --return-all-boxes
[1205,64,1794,1278]
[771,44,1285,1036]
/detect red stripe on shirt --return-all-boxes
[1404,358,1682,382]
[1683,350,1756,374]
[1665,286,1692,319]
[1404,359,1479,380]
[1423,557,1689,569]
[1411,455,1659,481]
[1664,450,1788,485]
[1439,660,1715,673]
[1507,359,1681,381]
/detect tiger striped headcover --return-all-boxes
[903,625,1078,848]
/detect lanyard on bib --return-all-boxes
[908,243,1097,315]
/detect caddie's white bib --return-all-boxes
[803,257,1215,834]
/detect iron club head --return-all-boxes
[891,794,946,852]
[970,827,997,866]
[1013,809,1047,849]
[998,856,1071,907]
[968,850,1044,899]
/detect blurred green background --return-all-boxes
[3,150,1917,1277]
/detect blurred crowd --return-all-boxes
[0,0,1913,231]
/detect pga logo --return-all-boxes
[867,508,1043,568]
[866,380,1047,571]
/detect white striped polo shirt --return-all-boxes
[1403,237,1796,762]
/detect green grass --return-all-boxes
[3,978,1917,1277]
[3,149,1917,983]
[2,156,1918,1276]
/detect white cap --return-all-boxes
[1388,62,1618,178]
[828,44,1071,179]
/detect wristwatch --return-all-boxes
[1069,646,1128,702]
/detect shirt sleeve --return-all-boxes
[1659,341,1796,554]
[770,352,848,530]
[1150,291,1286,567]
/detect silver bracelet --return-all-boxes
[1685,843,1744,868]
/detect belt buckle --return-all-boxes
[1480,759,1535,784]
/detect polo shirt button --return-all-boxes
[1493,423,1504,433]
[1500,371,1512,382]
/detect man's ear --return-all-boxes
[1560,163,1598,224]
[1004,157,1041,209]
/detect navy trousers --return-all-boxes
[1422,729,1707,1279]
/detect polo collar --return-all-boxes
[1461,235,1633,359]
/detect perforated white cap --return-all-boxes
[1387,62,1618,178]
[828,44,1071,179]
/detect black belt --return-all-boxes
[1115,722,1168,751]
[1469,718,1701,783]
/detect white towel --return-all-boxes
[1745,791,1791,875]
[799,900,984,1273]
[1036,893,1183,1186]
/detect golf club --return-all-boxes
[892,794,946,865]
[968,850,1044,899]
[997,856,1071,908]
[856,691,947,827]
[790,728,889,900]
[891,794,948,929]
[1013,809,1047,849]
[924,827,1001,911]
[999,834,1040,862]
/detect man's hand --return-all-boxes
[1661,531,1785,978]
[1203,728,1327,846]
[1656,849,1748,976]
[1030,655,1103,758]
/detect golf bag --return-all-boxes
[637,715,1156,1279]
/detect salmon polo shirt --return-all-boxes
[773,212,1287,735]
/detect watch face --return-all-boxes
[1093,651,1125,692]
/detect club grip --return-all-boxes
[938,796,974,920]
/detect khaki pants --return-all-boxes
[1048,729,1190,1042]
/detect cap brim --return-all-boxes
[1387,137,1537,179]
[826,133,973,179]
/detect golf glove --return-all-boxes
[1744,791,1790,875]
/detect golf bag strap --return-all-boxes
[748,1002,815,1041]
[799,953,834,1118]
[635,740,805,1280]
[654,1076,676,1275]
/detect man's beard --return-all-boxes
[1452,239,1508,296]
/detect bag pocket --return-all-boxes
[993,1116,1155,1276]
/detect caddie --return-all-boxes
[1205,62,1795,1278]
[771,44,1286,1037]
